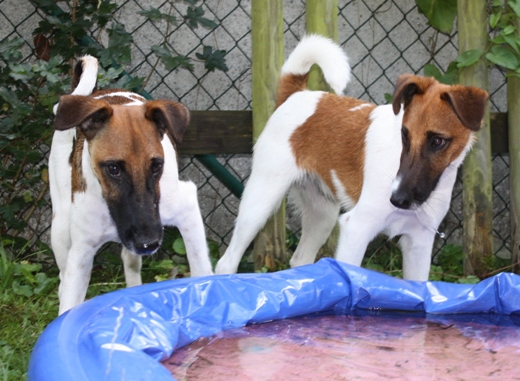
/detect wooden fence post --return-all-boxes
[508,16,520,273]
[306,0,338,92]
[457,0,494,277]
[305,0,340,261]
[251,0,286,271]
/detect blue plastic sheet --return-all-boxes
[28,259,520,381]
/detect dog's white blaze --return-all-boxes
[94,92,145,106]
[391,175,401,193]
[349,103,371,112]
[330,170,355,211]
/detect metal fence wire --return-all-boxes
[0,0,510,263]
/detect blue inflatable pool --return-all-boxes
[28,259,520,381]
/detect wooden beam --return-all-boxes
[179,111,252,155]
[179,111,509,155]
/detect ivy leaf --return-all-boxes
[0,38,23,62]
[139,7,177,24]
[490,11,502,29]
[173,238,187,255]
[152,45,193,71]
[503,33,520,55]
[424,63,443,79]
[195,45,229,72]
[486,45,520,70]
[98,22,133,66]
[509,0,520,18]
[185,6,217,30]
[416,0,458,34]
[455,49,484,68]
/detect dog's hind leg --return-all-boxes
[121,247,142,287]
[215,171,294,274]
[289,183,340,268]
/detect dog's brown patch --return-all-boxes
[89,105,164,202]
[277,74,309,108]
[69,131,87,201]
[290,93,375,202]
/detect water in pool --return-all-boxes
[164,313,520,380]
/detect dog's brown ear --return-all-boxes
[55,95,113,140]
[392,74,436,115]
[440,86,489,131]
[145,100,190,145]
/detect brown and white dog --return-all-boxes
[215,35,488,280]
[50,56,213,315]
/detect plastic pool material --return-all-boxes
[28,259,520,381]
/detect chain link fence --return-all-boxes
[0,0,510,262]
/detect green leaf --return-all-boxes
[486,45,519,70]
[416,0,458,34]
[457,275,480,284]
[195,46,229,72]
[455,49,484,68]
[424,63,443,79]
[140,7,177,23]
[490,11,502,29]
[509,0,520,18]
[152,45,194,71]
[503,33,520,55]
[185,6,217,30]
[12,280,33,297]
[173,238,187,255]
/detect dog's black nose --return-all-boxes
[134,241,161,255]
[390,194,412,210]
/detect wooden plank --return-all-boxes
[178,110,252,155]
[306,0,339,261]
[251,0,286,272]
[508,12,520,273]
[179,111,509,155]
[458,0,494,278]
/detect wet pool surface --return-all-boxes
[163,313,520,380]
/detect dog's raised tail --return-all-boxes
[276,35,350,107]
[71,55,98,96]
[53,55,98,115]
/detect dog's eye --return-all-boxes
[431,136,447,149]
[151,161,163,175]
[107,164,121,177]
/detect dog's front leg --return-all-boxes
[163,181,213,277]
[58,245,97,315]
[398,232,435,281]
[121,247,142,287]
[335,208,385,267]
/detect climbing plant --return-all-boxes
[0,0,227,255]
[417,0,520,82]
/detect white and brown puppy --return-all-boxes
[216,35,488,280]
[50,56,213,315]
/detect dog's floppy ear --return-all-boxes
[55,95,113,140]
[145,100,190,145]
[440,86,489,131]
[392,74,436,115]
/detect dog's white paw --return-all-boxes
[215,255,238,275]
